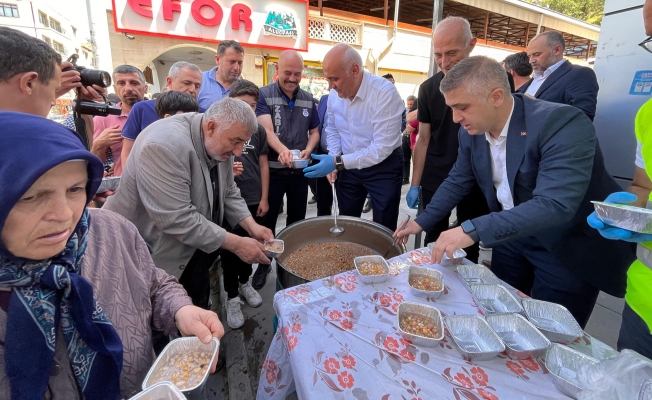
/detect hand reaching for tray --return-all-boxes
[587,192,652,242]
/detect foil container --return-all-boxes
[456,264,500,292]
[408,265,444,299]
[129,382,187,400]
[469,284,524,315]
[354,255,390,284]
[98,176,121,192]
[142,337,219,400]
[397,301,444,347]
[639,379,652,400]
[484,313,551,360]
[264,239,284,258]
[545,343,599,399]
[290,150,309,169]
[443,315,505,361]
[427,244,466,266]
[522,299,583,344]
[591,201,652,234]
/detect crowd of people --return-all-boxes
[0,1,651,396]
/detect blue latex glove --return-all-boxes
[587,191,652,242]
[303,154,335,178]
[406,186,421,209]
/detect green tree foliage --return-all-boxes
[524,0,605,25]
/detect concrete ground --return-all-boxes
[202,182,624,400]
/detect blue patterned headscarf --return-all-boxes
[0,112,123,400]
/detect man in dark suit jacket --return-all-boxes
[518,30,599,121]
[396,56,635,327]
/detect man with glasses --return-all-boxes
[587,0,652,359]
[521,31,599,121]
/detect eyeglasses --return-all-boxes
[639,36,652,53]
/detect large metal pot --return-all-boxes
[275,216,406,289]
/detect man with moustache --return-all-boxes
[252,50,320,289]
[92,65,148,177]
[197,40,244,112]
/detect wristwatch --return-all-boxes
[334,155,345,171]
[461,220,479,243]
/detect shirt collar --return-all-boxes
[275,79,299,101]
[116,102,129,118]
[485,98,515,143]
[352,71,370,101]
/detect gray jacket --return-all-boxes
[105,112,251,278]
[0,209,193,399]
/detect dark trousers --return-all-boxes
[178,247,220,309]
[401,135,412,181]
[421,184,489,263]
[336,148,403,231]
[491,236,599,328]
[315,176,333,216]
[618,302,652,359]
[221,204,260,298]
[308,178,317,198]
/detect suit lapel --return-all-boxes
[190,113,214,213]
[506,96,527,198]
[517,79,532,94]
[535,60,571,97]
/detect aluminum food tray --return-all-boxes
[545,343,599,399]
[291,159,309,169]
[485,313,551,360]
[264,239,284,259]
[443,315,505,361]
[428,243,466,266]
[456,264,500,292]
[129,382,187,400]
[408,265,444,299]
[592,201,652,234]
[354,255,390,284]
[397,302,444,347]
[522,299,583,343]
[142,337,219,400]
[469,284,524,315]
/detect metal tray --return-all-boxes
[592,201,652,234]
[408,265,444,299]
[291,159,309,169]
[545,343,599,399]
[354,255,390,284]
[428,243,466,266]
[522,299,583,343]
[469,284,524,315]
[485,313,551,359]
[456,264,500,292]
[397,302,444,347]
[142,337,219,399]
[98,176,121,192]
[443,315,506,361]
[130,382,187,400]
[639,379,652,400]
[264,239,284,258]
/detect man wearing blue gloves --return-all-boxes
[305,44,404,230]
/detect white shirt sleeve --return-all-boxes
[636,140,646,169]
[326,93,341,157]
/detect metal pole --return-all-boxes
[85,0,99,67]
[393,0,400,37]
[427,0,445,77]
[536,13,543,35]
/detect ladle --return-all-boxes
[329,183,345,236]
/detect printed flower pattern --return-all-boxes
[342,355,356,369]
[471,366,489,386]
[324,357,340,373]
[312,351,358,393]
[338,371,355,389]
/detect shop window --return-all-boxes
[0,3,18,18]
[49,18,62,33]
[42,35,51,46]
[38,11,48,25]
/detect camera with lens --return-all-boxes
[63,54,121,117]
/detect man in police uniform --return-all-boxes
[253,50,320,289]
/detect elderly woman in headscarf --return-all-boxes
[0,111,224,399]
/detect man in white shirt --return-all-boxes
[519,31,599,121]
[304,43,405,230]
[394,56,633,327]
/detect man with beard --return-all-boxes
[92,65,147,177]
[252,50,320,289]
[197,40,244,112]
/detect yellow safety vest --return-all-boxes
[628,97,652,332]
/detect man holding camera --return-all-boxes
[92,65,148,177]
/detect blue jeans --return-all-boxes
[618,302,652,359]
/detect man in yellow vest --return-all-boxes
[586,0,652,359]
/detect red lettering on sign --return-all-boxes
[191,0,223,26]
[162,0,181,21]
[127,0,153,18]
[231,4,252,31]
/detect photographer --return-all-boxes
[92,65,148,177]
[0,27,107,145]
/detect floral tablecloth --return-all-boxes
[257,248,617,400]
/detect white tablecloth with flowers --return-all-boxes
[257,248,617,400]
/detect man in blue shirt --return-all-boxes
[120,61,202,170]
[197,40,244,112]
